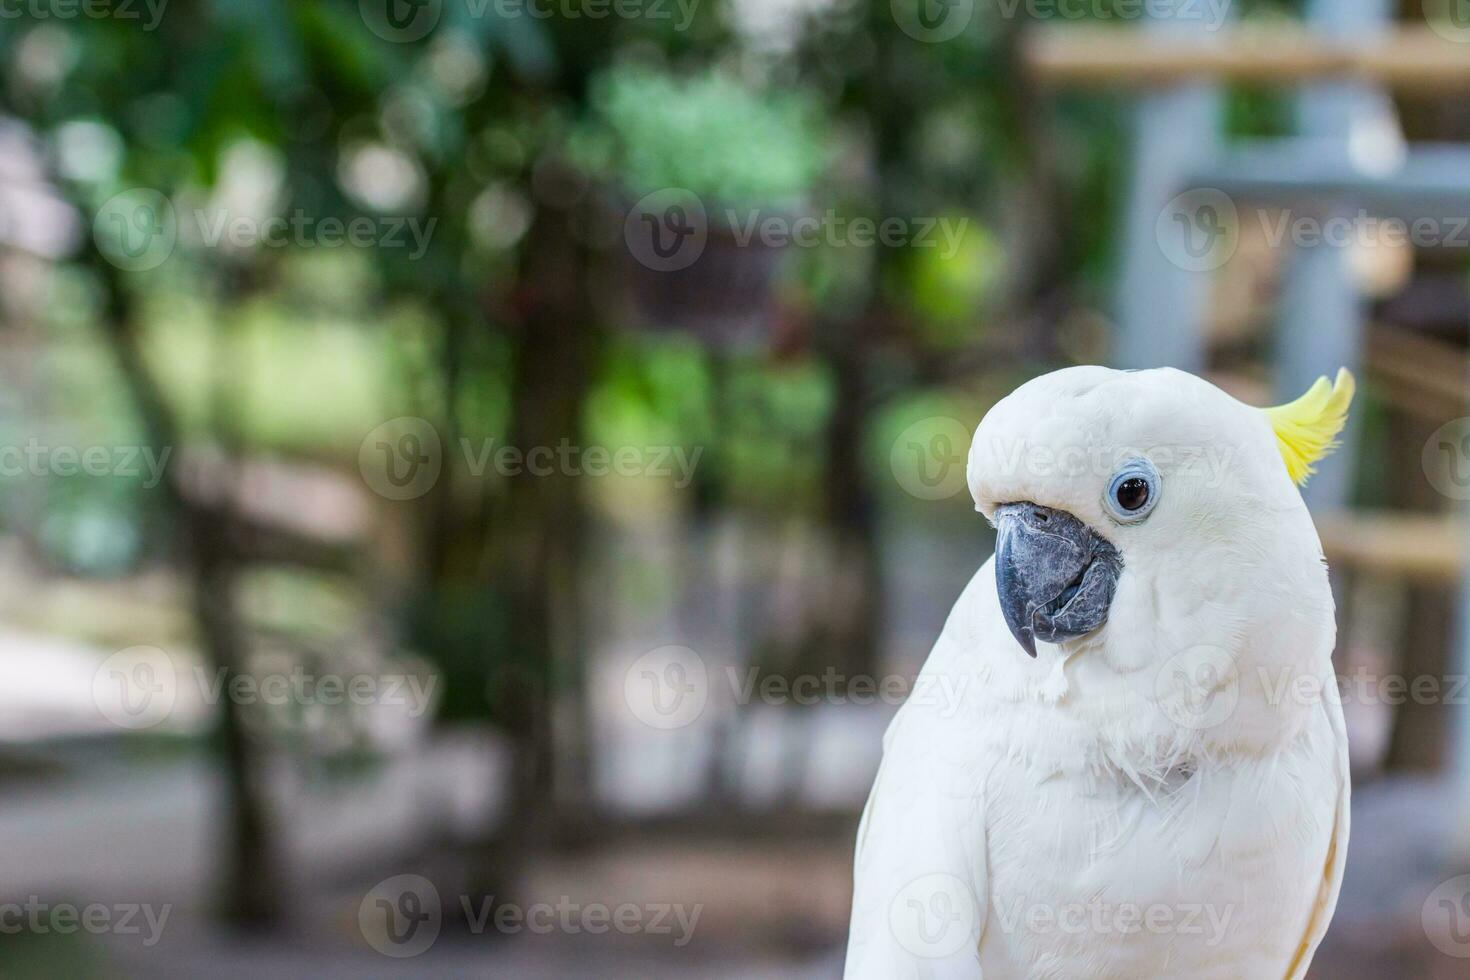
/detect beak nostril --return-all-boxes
[994,502,1121,658]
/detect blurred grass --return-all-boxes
[0,931,107,980]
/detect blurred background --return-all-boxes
[2,0,1470,975]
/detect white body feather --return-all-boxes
[846,367,1350,979]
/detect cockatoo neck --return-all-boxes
[1088,511,1333,769]
[976,507,1336,779]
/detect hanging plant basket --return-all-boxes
[571,66,827,350]
[617,190,799,349]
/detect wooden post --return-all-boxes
[1275,0,1394,511]
[1456,380,1470,854]
[1114,20,1224,372]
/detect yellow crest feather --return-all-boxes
[1263,368,1355,485]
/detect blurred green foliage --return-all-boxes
[571,64,828,205]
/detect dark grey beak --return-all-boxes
[993,503,1122,657]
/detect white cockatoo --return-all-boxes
[846,366,1354,979]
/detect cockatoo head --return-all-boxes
[967,366,1353,678]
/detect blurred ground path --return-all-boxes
[0,628,199,742]
[1313,776,1470,978]
[5,512,1467,976]
[99,929,845,980]
[0,736,507,910]
[72,775,1470,978]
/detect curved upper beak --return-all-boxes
[993,503,1122,657]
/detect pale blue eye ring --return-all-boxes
[1103,458,1161,523]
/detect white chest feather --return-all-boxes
[845,561,1348,980]
[977,715,1340,979]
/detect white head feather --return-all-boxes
[964,366,1344,773]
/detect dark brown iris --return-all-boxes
[1115,477,1150,512]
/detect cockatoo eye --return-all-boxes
[1104,459,1160,523]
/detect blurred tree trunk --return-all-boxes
[192,499,282,925]
[1384,410,1453,772]
[96,260,282,926]
[425,307,468,585]
[1386,583,1455,771]
[815,321,883,682]
[482,176,597,871]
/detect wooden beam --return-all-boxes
[1317,511,1465,582]
[1364,323,1470,425]
[1026,25,1470,90]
